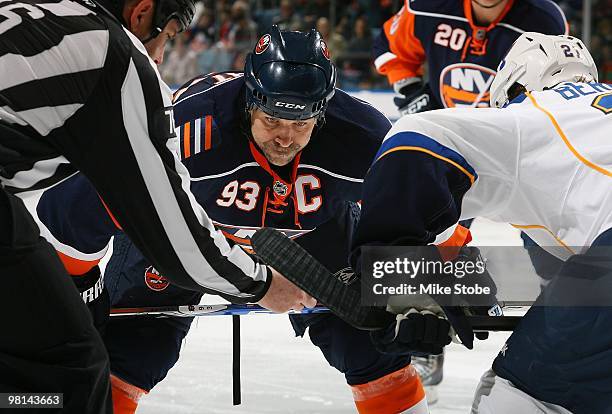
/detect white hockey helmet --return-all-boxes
[490,32,598,108]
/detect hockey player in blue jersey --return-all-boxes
[375,0,567,114]
[352,32,611,413]
[33,27,432,413]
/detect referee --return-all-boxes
[0,0,312,412]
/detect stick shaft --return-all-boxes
[110,303,523,331]
[110,303,330,317]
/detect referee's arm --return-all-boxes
[55,32,271,303]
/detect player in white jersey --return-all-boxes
[351,33,612,413]
[383,81,611,255]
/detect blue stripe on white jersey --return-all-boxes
[374,131,478,183]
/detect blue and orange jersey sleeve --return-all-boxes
[173,72,240,160]
[435,224,472,261]
[176,115,218,160]
[373,3,426,84]
[350,131,474,269]
[36,174,121,275]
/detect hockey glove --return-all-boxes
[370,246,499,355]
[394,82,439,116]
[370,308,452,356]
[71,265,110,333]
[442,246,502,343]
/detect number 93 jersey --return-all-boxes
[172,72,390,249]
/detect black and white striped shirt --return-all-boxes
[0,0,270,302]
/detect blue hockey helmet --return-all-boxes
[244,26,337,121]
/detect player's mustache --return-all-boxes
[269,142,301,153]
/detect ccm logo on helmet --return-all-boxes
[275,101,306,110]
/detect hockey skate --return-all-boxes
[412,351,444,405]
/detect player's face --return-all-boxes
[144,19,181,65]
[250,109,317,166]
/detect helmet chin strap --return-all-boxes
[471,0,506,8]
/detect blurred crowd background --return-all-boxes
[159,0,612,90]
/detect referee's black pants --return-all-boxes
[0,187,112,413]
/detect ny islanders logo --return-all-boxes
[439,63,496,108]
[255,34,271,54]
[144,266,169,291]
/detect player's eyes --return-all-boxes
[295,122,307,128]
[265,117,279,124]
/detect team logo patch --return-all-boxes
[144,266,169,291]
[591,92,612,114]
[320,40,330,60]
[273,180,288,196]
[439,63,496,108]
[255,34,271,54]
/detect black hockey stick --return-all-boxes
[251,227,521,332]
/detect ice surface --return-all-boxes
[132,219,524,413]
[137,313,511,414]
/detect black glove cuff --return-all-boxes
[398,82,424,98]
